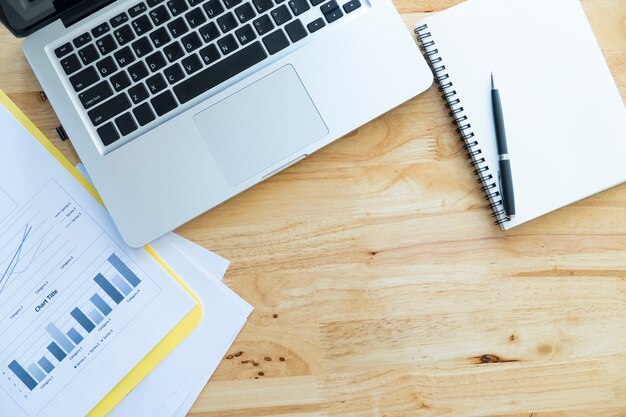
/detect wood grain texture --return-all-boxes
[0,0,624,416]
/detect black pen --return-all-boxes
[490,73,516,218]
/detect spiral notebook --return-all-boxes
[415,0,626,229]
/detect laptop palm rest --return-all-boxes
[193,65,329,186]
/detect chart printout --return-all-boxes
[0,104,197,417]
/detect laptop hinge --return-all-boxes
[56,0,117,28]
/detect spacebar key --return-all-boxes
[174,41,268,104]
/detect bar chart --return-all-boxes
[7,254,143,391]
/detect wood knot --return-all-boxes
[509,334,516,342]
[474,354,519,364]
[538,344,553,355]
[479,354,500,363]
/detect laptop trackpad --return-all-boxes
[193,65,328,186]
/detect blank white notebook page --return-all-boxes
[420,0,626,228]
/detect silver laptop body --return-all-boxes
[6,0,432,246]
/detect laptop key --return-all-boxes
[151,91,178,116]
[168,17,189,37]
[203,0,225,18]
[164,63,185,84]
[129,3,148,17]
[174,41,267,104]
[97,122,120,146]
[78,45,100,65]
[133,103,156,126]
[252,15,274,35]
[146,73,168,94]
[92,22,111,38]
[128,83,150,103]
[270,5,291,26]
[73,32,92,48]
[342,0,360,13]
[310,0,324,5]
[285,19,307,42]
[146,51,167,72]
[111,12,129,27]
[150,27,171,47]
[319,0,337,14]
[60,54,82,75]
[223,0,242,8]
[217,12,237,33]
[96,34,117,55]
[199,44,220,65]
[181,32,202,52]
[111,71,132,91]
[288,0,309,16]
[217,34,238,55]
[79,80,113,109]
[96,56,118,76]
[114,25,136,45]
[325,7,342,23]
[132,37,154,57]
[128,61,150,81]
[149,5,171,26]
[132,15,153,36]
[70,66,100,91]
[164,41,185,62]
[181,54,203,74]
[167,0,189,16]
[114,46,136,67]
[235,24,256,45]
[185,7,207,28]
[235,3,256,23]
[199,22,220,43]
[147,0,165,6]
[306,17,324,33]
[262,28,289,54]
[252,0,273,13]
[88,93,132,125]
[55,43,73,58]
[115,112,138,135]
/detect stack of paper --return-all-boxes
[0,90,252,417]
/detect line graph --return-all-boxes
[0,224,44,295]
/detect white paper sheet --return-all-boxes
[0,101,196,417]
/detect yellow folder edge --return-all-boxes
[0,90,203,417]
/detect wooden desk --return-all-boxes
[1,1,625,416]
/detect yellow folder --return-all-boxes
[0,89,202,417]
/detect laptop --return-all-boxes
[1,0,432,247]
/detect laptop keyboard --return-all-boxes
[53,0,362,148]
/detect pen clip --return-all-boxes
[497,169,506,214]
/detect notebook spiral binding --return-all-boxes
[414,24,509,226]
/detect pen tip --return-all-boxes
[491,72,495,89]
